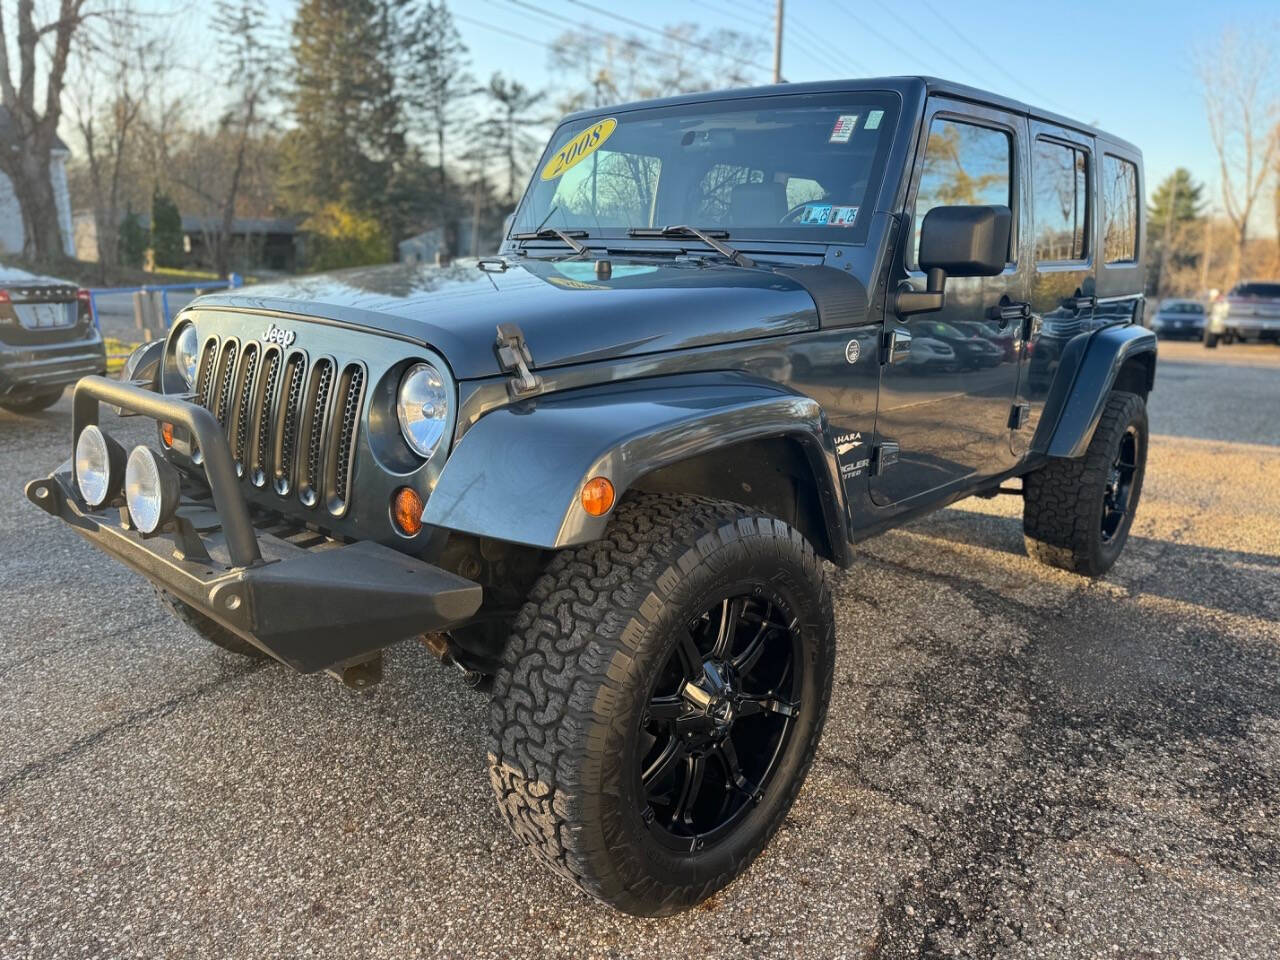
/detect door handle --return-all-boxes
[986,296,1031,328]
[1066,294,1095,311]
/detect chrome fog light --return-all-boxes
[74,425,125,507]
[124,446,181,534]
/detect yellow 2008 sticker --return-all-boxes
[540,118,617,181]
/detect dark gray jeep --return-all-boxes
[27,77,1154,915]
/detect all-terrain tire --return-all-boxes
[153,586,269,659]
[1023,390,1148,577]
[487,493,835,916]
[1,388,63,413]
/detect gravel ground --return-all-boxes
[1,339,1278,959]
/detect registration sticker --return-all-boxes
[829,114,859,143]
[829,205,859,226]
[798,203,832,225]
[865,109,884,130]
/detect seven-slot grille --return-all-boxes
[193,335,367,516]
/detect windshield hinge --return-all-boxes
[494,323,541,400]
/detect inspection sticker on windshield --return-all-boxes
[799,203,832,225]
[540,118,617,181]
[829,114,859,143]
[829,205,859,226]
[865,109,884,130]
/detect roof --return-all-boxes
[560,76,1140,156]
[0,105,70,153]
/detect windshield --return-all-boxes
[1231,283,1280,299]
[513,91,900,245]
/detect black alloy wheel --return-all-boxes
[639,594,801,853]
[1100,426,1139,543]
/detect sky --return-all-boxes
[134,0,1280,228]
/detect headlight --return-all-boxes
[75,425,125,507]
[173,323,200,388]
[124,446,181,534]
[396,362,449,459]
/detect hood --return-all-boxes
[190,258,820,380]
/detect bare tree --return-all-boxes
[549,24,766,115]
[0,0,93,261]
[1199,28,1280,283]
[479,73,544,206]
[69,5,169,271]
[209,0,278,276]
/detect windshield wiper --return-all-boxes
[511,227,590,258]
[626,225,755,267]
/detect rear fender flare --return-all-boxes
[423,372,847,554]
[1032,324,1157,459]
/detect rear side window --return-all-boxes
[1232,282,1280,299]
[1032,139,1088,262]
[913,117,1012,265]
[1102,155,1138,263]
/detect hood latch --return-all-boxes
[495,323,541,400]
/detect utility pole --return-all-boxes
[773,0,784,83]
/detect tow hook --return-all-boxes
[326,652,384,692]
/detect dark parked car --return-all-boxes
[926,318,1008,365]
[1204,281,1280,346]
[1150,298,1206,339]
[27,77,1153,916]
[0,265,105,413]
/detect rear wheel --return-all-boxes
[153,587,269,659]
[1022,391,1148,577]
[1,387,63,413]
[488,493,834,916]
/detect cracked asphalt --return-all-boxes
[2,339,1278,959]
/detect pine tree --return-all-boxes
[1148,168,1204,226]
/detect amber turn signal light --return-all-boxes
[160,422,174,447]
[392,486,424,536]
[581,476,615,517]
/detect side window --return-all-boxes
[1102,154,1138,263]
[912,117,1012,265]
[1032,139,1088,262]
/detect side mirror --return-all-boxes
[896,205,1012,316]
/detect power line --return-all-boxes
[864,0,996,89]
[454,11,559,53]
[789,15,870,75]
[827,0,934,74]
[916,0,1069,113]
[560,0,771,72]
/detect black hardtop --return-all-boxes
[559,75,1141,159]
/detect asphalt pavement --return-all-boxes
[1,339,1278,959]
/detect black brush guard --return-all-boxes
[25,376,482,673]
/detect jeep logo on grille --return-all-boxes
[262,323,296,347]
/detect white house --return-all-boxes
[0,106,75,258]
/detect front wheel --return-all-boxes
[1022,391,1148,577]
[1,387,63,413]
[487,493,834,916]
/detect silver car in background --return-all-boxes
[1205,281,1280,347]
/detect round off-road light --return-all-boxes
[173,323,200,388]
[74,425,125,507]
[124,445,181,534]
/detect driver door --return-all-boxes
[870,100,1029,507]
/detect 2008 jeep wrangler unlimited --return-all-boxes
[26,77,1153,916]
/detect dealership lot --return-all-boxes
[1,339,1277,959]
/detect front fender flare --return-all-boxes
[423,373,844,551]
[1032,323,1157,459]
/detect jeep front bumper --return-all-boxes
[25,376,482,673]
